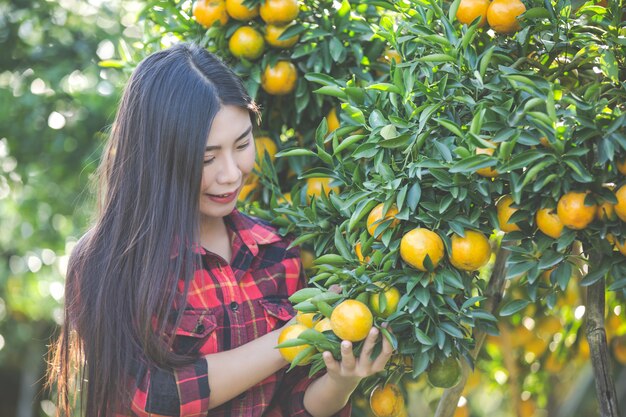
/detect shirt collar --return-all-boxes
[224,208,282,256]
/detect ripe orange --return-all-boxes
[536,207,564,239]
[193,0,229,28]
[259,0,299,25]
[225,0,259,20]
[330,299,373,341]
[496,195,521,232]
[517,398,537,417]
[428,356,462,388]
[295,311,320,328]
[369,384,404,417]
[449,230,491,271]
[367,203,400,239]
[456,0,490,26]
[355,241,371,263]
[326,108,340,133]
[613,236,626,256]
[264,22,299,48]
[616,158,626,175]
[277,323,314,364]
[306,177,339,200]
[400,228,445,271]
[238,175,258,202]
[314,317,333,333]
[261,61,298,95]
[254,136,277,171]
[615,185,626,222]
[596,200,616,221]
[369,284,401,318]
[556,191,597,230]
[487,0,526,34]
[229,26,265,60]
[378,49,402,65]
[454,403,469,417]
[475,146,498,177]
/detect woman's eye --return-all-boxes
[237,141,250,150]
[204,158,215,165]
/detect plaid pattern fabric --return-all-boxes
[123,209,351,417]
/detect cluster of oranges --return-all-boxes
[497,186,626,255]
[192,0,300,95]
[455,0,526,34]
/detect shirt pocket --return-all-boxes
[172,309,220,356]
[258,297,296,332]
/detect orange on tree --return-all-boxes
[453,403,469,417]
[355,241,371,263]
[326,108,340,133]
[330,299,373,341]
[486,0,526,34]
[428,355,462,388]
[369,284,401,318]
[259,0,299,25]
[400,228,444,271]
[517,398,537,417]
[449,230,491,271]
[536,207,564,239]
[613,236,626,256]
[301,249,315,270]
[265,22,299,49]
[261,61,297,95]
[238,174,259,202]
[306,177,339,200]
[193,0,229,28]
[612,335,626,365]
[254,135,277,171]
[456,0,490,27]
[367,203,400,239]
[229,26,265,60]
[314,317,333,333]
[556,191,597,230]
[615,184,626,222]
[475,146,498,178]
[597,200,616,221]
[225,0,259,20]
[295,311,320,328]
[277,323,314,364]
[616,157,626,175]
[496,195,521,232]
[375,49,401,76]
[369,383,404,417]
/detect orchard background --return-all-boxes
[1,0,626,416]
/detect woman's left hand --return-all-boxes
[322,325,393,384]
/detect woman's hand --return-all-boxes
[322,325,393,384]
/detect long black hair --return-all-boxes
[47,43,260,417]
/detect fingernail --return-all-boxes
[371,327,379,335]
[342,341,351,349]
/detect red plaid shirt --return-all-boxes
[124,209,351,417]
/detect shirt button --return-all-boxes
[230,301,239,312]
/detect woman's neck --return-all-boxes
[199,216,232,263]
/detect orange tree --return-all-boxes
[261,0,626,415]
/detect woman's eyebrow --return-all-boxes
[205,125,253,151]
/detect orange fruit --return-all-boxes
[449,230,491,271]
[295,311,320,328]
[330,299,373,341]
[193,0,229,28]
[612,335,626,365]
[487,0,526,34]
[306,177,339,200]
[454,403,469,417]
[238,175,258,202]
[475,146,498,178]
[556,191,597,230]
[456,0,490,26]
[265,22,299,48]
[314,317,333,333]
[254,136,277,171]
[536,207,564,239]
[326,108,340,133]
[367,203,400,239]
[277,323,314,364]
[369,384,404,417]
[261,61,297,95]
[400,228,445,271]
[301,249,315,270]
[259,0,299,25]
[518,398,537,417]
[378,49,402,65]
[369,284,401,318]
[229,26,265,60]
[496,195,521,232]
[616,158,626,175]
[615,185,626,222]
[355,242,371,263]
[597,200,616,221]
[613,236,626,256]
[428,356,462,388]
[225,0,259,20]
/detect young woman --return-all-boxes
[47,43,393,417]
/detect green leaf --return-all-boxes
[499,299,530,316]
[313,86,347,99]
[276,148,317,158]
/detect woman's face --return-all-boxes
[199,105,256,220]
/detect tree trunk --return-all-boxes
[433,241,511,417]
[585,251,620,417]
